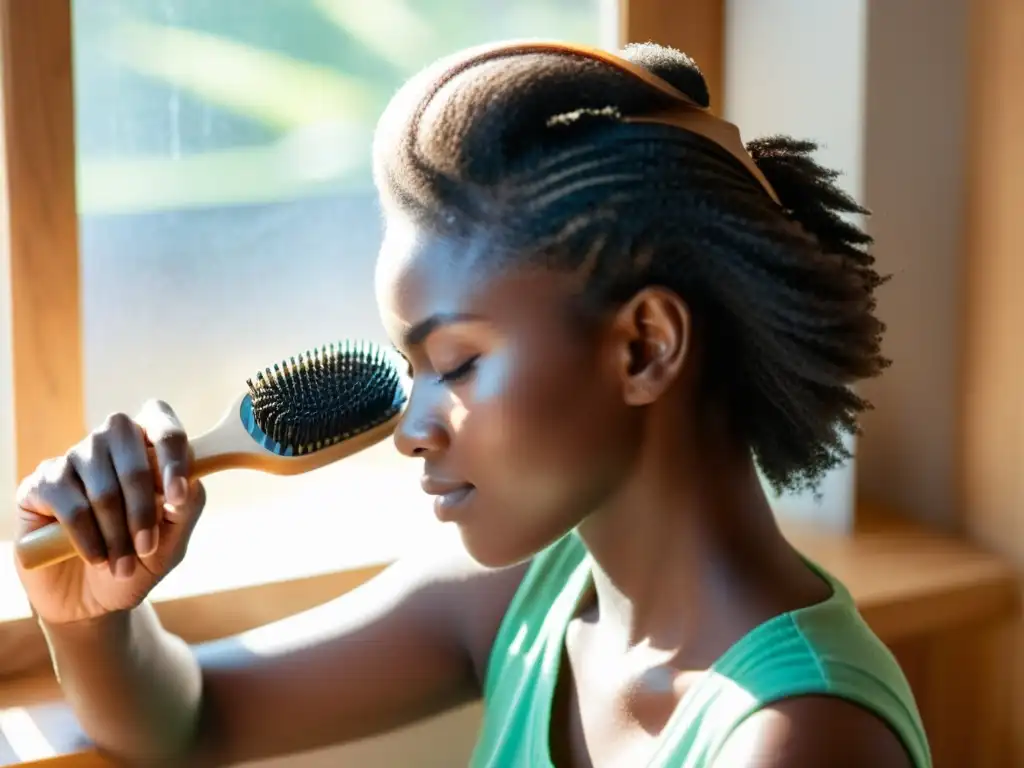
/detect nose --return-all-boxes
[393,396,450,458]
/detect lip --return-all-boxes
[420,477,475,521]
[420,476,471,496]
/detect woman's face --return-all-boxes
[376,217,646,567]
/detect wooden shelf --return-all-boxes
[0,511,1017,766]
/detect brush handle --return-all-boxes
[14,431,233,571]
[15,396,402,571]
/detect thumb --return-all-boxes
[146,479,206,568]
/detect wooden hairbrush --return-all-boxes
[16,340,408,570]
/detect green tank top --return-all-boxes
[470,532,932,767]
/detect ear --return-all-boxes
[610,287,691,406]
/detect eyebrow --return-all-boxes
[402,312,479,347]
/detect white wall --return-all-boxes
[723,0,869,532]
[856,0,970,530]
[722,0,971,531]
[723,1,868,194]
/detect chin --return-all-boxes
[455,509,579,570]
[457,528,535,569]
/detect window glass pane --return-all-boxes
[73,1,607,590]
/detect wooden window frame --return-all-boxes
[0,0,725,539]
[2,0,82,513]
[0,0,730,624]
[0,3,1020,765]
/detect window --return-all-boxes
[1,0,854,571]
[65,0,610,593]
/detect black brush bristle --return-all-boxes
[246,340,404,455]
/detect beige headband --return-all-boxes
[449,40,782,206]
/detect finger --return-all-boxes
[22,458,108,565]
[137,399,190,507]
[162,478,205,526]
[68,433,135,579]
[105,413,160,558]
[14,463,58,534]
[157,480,206,569]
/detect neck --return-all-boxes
[575,414,811,656]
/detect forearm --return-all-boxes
[40,602,203,763]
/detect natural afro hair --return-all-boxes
[372,41,889,494]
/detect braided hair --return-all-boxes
[372,42,889,494]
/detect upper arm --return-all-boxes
[191,532,527,766]
[712,696,915,768]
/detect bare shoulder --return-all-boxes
[712,695,915,768]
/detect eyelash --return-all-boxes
[436,356,479,385]
[397,352,479,385]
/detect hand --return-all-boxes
[14,400,206,625]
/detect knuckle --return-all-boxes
[32,456,57,479]
[57,499,95,527]
[51,455,78,485]
[139,397,162,413]
[21,458,53,489]
[102,411,139,441]
[68,433,106,468]
[28,462,64,501]
[138,398,175,422]
[66,450,120,500]
[102,411,131,431]
[151,399,173,414]
[86,429,107,455]
[137,400,184,441]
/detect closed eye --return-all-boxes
[437,356,479,385]
[392,345,478,385]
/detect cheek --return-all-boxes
[460,337,632,499]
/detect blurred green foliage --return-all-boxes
[73,0,601,214]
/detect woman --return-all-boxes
[14,41,930,767]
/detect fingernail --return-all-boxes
[166,474,188,505]
[113,556,135,580]
[134,527,158,557]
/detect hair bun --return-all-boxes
[619,43,710,108]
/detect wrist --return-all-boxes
[38,606,136,652]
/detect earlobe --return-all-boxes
[616,287,691,406]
